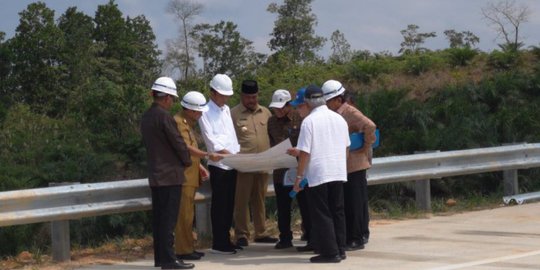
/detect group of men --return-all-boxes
[140,74,376,269]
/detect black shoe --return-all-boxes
[210,247,236,255]
[345,240,365,251]
[230,243,243,250]
[309,254,341,263]
[176,252,201,261]
[254,236,278,243]
[274,241,293,249]
[296,243,314,252]
[193,250,205,257]
[340,250,347,260]
[362,236,369,245]
[161,260,195,269]
[236,237,249,247]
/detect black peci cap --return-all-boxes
[241,80,259,94]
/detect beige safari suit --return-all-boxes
[173,112,202,255]
[230,103,272,240]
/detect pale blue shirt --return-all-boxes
[297,105,350,187]
[199,99,240,170]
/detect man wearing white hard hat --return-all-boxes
[267,89,312,250]
[173,91,223,261]
[198,74,241,255]
[322,79,377,251]
[140,77,194,269]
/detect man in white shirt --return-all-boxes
[198,74,241,255]
[291,85,350,263]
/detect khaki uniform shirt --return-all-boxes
[337,103,377,173]
[231,103,272,154]
[174,111,201,188]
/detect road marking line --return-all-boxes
[428,250,540,270]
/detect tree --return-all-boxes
[482,0,531,52]
[443,30,480,48]
[267,0,325,63]
[0,32,10,95]
[94,0,129,62]
[329,30,352,64]
[9,2,65,116]
[93,0,160,85]
[0,31,11,122]
[191,21,264,77]
[90,1,161,156]
[165,0,203,81]
[58,6,96,110]
[399,24,436,55]
[125,15,161,83]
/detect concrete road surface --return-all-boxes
[76,202,540,270]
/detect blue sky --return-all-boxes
[1,0,540,58]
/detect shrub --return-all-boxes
[402,54,436,75]
[444,47,478,67]
[347,59,391,83]
[487,50,522,71]
[0,104,114,190]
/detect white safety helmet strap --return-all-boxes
[181,99,208,112]
[181,92,209,112]
[323,83,345,101]
[151,77,178,97]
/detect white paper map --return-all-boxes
[221,139,298,172]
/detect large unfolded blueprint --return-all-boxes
[221,139,298,172]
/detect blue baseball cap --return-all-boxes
[304,84,323,99]
[290,87,306,107]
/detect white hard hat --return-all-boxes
[321,79,345,101]
[209,74,233,96]
[269,89,291,109]
[151,77,178,97]
[181,91,209,112]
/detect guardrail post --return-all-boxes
[415,179,431,211]
[195,201,212,236]
[49,182,77,262]
[503,169,518,196]
[413,150,437,212]
[195,180,212,237]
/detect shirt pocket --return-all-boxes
[236,119,250,134]
[258,120,267,133]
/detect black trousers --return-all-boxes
[344,170,370,243]
[151,185,181,266]
[306,181,346,256]
[209,165,237,249]
[274,181,311,243]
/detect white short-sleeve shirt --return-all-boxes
[198,99,240,170]
[297,105,350,187]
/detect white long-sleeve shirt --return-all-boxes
[198,99,240,170]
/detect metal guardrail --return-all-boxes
[368,143,540,184]
[503,191,540,205]
[1,143,539,261]
[1,143,540,227]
